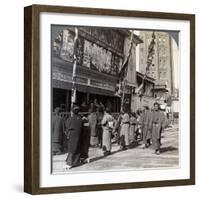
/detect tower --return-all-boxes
[139,31,174,95]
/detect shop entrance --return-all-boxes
[53,89,121,113]
[52,88,71,112]
[89,93,120,113]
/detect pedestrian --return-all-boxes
[149,102,165,155]
[101,107,114,156]
[80,113,91,163]
[129,112,137,144]
[80,101,88,113]
[62,112,70,153]
[120,108,130,150]
[96,106,104,148]
[88,106,98,147]
[112,113,120,143]
[52,107,63,155]
[65,106,82,169]
[141,106,152,148]
[135,109,142,141]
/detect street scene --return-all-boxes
[53,124,179,173]
[51,26,179,173]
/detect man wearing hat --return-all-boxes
[149,102,165,155]
[64,105,82,169]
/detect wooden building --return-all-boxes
[51,26,141,112]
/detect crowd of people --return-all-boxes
[52,101,167,170]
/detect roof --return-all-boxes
[136,71,155,84]
[133,34,143,44]
[152,85,169,92]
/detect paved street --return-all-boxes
[52,124,179,174]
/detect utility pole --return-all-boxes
[135,32,156,94]
[120,31,134,112]
[71,28,79,113]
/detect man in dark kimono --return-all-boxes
[65,106,82,169]
[150,102,165,155]
[80,113,91,162]
[52,107,63,155]
[141,106,152,149]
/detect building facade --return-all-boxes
[51,26,141,113]
[131,72,155,112]
[139,31,174,95]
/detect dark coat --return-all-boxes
[149,110,165,139]
[141,110,152,143]
[80,117,91,159]
[65,114,82,154]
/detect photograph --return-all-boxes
[24,5,195,194]
[51,26,180,173]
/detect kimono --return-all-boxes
[135,115,142,140]
[88,112,98,146]
[101,113,114,152]
[149,110,165,150]
[142,110,152,145]
[61,114,69,153]
[120,113,130,147]
[129,116,137,143]
[112,115,121,144]
[80,116,90,160]
[65,114,82,167]
[52,114,63,155]
[96,112,104,148]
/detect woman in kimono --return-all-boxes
[120,108,130,150]
[96,106,104,148]
[149,102,165,155]
[88,107,98,147]
[129,112,137,144]
[101,107,114,156]
[135,110,142,141]
[52,107,63,155]
[65,106,82,169]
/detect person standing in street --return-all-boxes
[96,106,104,148]
[61,112,70,153]
[80,113,91,163]
[129,112,137,144]
[52,107,63,155]
[88,106,98,147]
[135,110,142,141]
[141,106,152,149]
[65,106,82,169]
[120,108,130,150]
[149,102,165,155]
[101,107,114,156]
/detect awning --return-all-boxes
[52,79,117,97]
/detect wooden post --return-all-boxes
[71,28,78,112]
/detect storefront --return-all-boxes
[52,57,120,112]
[51,26,141,113]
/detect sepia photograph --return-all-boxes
[24,5,195,194]
[51,25,180,173]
